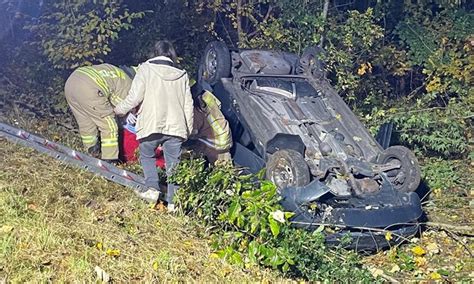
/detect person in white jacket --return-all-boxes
[114,40,193,207]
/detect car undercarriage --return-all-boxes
[198,41,424,251]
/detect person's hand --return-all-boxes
[126,113,137,124]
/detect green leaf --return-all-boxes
[268,217,280,237]
[248,241,259,264]
[227,200,241,224]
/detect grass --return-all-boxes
[1,108,473,282]
[0,138,285,282]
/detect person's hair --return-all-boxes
[152,40,177,62]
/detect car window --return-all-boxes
[246,77,319,99]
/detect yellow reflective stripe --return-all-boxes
[113,68,127,79]
[102,137,118,147]
[77,67,110,95]
[202,92,218,107]
[104,116,118,139]
[201,92,230,149]
[81,135,96,140]
[98,68,126,79]
[81,136,97,144]
[205,113,230,149]
[110,93,123,105]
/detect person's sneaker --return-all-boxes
[137,188,160,203]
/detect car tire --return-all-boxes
[266,149,310,189]
[200,41,231,86]
[377,146,421,192]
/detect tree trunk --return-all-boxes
[237,0,243,46]
[319,0,330,47]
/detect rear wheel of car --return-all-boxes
[200,41,231,86]
[377,146,421,192]
[266,149,310,189]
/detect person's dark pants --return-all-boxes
[139,133,183,204]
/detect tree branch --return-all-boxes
[425,222,474,236]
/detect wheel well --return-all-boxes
[266,134,305,156]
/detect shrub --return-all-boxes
[170,158,374,282]
[26,0,145,69]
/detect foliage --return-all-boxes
[171,158,374,281]
[323,8,385,102]
[421,158,460,190]
[171,159,296,270]
[109,1,213,73]
[365,7,473,158]
[26,0,145,69]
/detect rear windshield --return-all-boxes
[244,77,319,99]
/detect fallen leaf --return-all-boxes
[426,242,440,255]
[429,272,442,280]
[410,237,420,243]
[106,248,120,257]
[389,264,400,273]
[220,267,233,277]
[27,203,38,211]
[154,202,167,212]
[152,261,159,271]
[358,65,367,76]
[0,225,14,234]
[385,231,393,241]
[96,242,103,251]
[368,267,384,278]
[414,257,427,267]
[94,266,110,283]
[411,246,426,256]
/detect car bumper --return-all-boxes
[280,179,424,251]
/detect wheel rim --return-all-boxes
[271,158,295,188]
[206,48,218,79]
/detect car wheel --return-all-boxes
[200,41,231,86]
[266,149,310,189]
[377,146,421,192]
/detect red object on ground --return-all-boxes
[122,129,165,169]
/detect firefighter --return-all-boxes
[64,64,132,162]
[189,84,232,163]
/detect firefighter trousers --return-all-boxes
[64,72,119,160]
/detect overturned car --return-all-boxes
[197,41,423,251]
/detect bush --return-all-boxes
[26,0,145,69]
[170,158,374,282]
